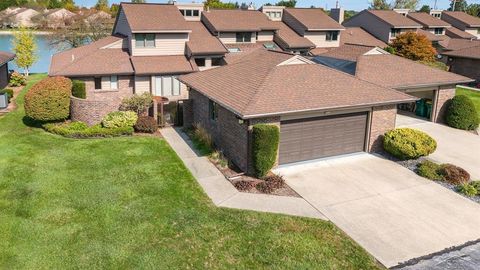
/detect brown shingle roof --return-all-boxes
[49,36,134,77]
[312,44,378,61]
[442,11,480,28]
[179,50,415,118]
[120,3,190,32]
[271,21,315,49]
[407,12,451,28]
[341,27,387,47]
[445,26,477,39]
[201,9,278,32]
[355,54,473,89]
[131,55,197,75]
[439,38,480,51]
[366,10,422,28]
[186,21,228,56]
[442,45,480,60]
[0,51,15,65]
[283,8,344,31]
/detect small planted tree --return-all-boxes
[119,93,153,115]
[252,124,280,178]
[390,32,436,62]
[12,27,38,77]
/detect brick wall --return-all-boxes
[0,63,8,89]
[368,105,397,152]
[190,89,250,172]
[70,75,134,125]
[448,58,480,82]
[434,87,456,123]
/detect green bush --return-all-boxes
[445,95,479,130]
[383,128,437,160]
[416,160,443,180]
[9,72,26,87]
[252,124,279,178]
[456,183,478,197]
[191,123,213,152]
[0,89,14,102]
[471,181,480,193]
[101,111,138,128]
[71,80,86,99]
[43,121,133,138]
[441,164,470,185]
[134,116,157,133]
[120,93,153,115]
[24,76,72,122]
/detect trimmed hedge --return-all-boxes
[416,160,443,181]
[24,76,72,121]
[0,89,13,102]
[252,124,279,178]
[43,121,134,138]
[383,128,437,160]
[445,95,479,130]
[134,116,157,133]
[102,111,138,128]
[72,80,86,99]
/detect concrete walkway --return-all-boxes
[160,127,326,220]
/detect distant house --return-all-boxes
[0,51,15,89]
[40,8,76,29]
[441,11,480,39]
[1,8,40,28]
[343,10,422,43]
[443,45,480,82]
[85,10,112,23]
[407,12,450,43]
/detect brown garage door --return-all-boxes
[279,112,368,164]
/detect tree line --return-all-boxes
[370,0,480,17]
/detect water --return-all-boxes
[0,33,67,74]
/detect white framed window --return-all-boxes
[390,28,401,38]
[155,76,181,97]
[434,28,443,35]
[326,31,339,41]
[135,33,155,48]
[110,75,118,90]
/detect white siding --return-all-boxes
[465,28,480,39]
[135,76,151,94]
[132,33,189,56]
[343,11,392,43]
[219,32,256,44]
[304,31,340,48]
[257,31,274,41]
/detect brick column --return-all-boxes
[434,88,455,123]
[368,105,397,153]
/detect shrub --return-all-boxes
[191,123,213,151]
[71,80,86,99]
[134,115,157,133]
[24,76,72,122]
[210,150,228,168]
[0,89,14,102]
[383,128,437,160]
[416,160,444,180]
[471,181,480,193]
[256,181,275,194]
[9,72,26,87]
[233,180,256,191]
[252,124,280,178]
[456,183,478,197]
[445,95,479,130]
[441,164,470,185]
[263,174,285,189]
[43,121,134,138]
[101,111,138,128]
[120,93,153,115]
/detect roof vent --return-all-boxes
[71,54,75,62]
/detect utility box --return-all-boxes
[0,94,8,109]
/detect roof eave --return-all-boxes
[393,80,475,90]
[50,71,135,77]
[132,29,192,33]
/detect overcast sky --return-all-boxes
[77,0,454,10]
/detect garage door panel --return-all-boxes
[279,112,368,164]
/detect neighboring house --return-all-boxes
[0,51,15,89]
[36,8,76,29]
[175,2,203,21]
[1,8,40,28]
[343,10,422,43]
[436,38,480,61]
[445,26,477,39]
[441,11,480,39]
[178,49,416,171]
[85,10,111,22]
[443,45,480,82]
[340,27,387,48]
[259,5,284,21]
[407,12,450,42]
[282,8,345,48]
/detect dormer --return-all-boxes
[393,9,410,17]
[175,2,203,21]
[259,5,285,21]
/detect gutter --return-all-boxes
[393,80,475,90]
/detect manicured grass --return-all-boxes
[457,86,480,119]
[0,74,382,269]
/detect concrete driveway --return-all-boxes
[275,154,480,268]
[396,114,480,179]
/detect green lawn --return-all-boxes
[0,74,381,269]
[457,86,480,119]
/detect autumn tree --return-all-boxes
[369,0,391,10]
[12,27,38,76]
[95,0,110,12]
[390,31,436,62]
[393,0,418,10]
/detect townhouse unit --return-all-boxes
[441,11,480,39]
[407,12,450,42]
[0,51,15,89]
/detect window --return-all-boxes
[155,76,181,97]
[326,31,339,41]
[434,28,443,35]
[94,77,101,90]
[180,9,199,17]
[275,12,281,18]
[209,100,218,121]
[194,58,206,67]
[390,28,401,38]
[263,43,277,49]
[110,75,118,90]
[211,57,222,66]
[235,32,252,43]
[228,47,241,53]
[135,33,155,48]
[193,10,199,16]
[186,9,192,16]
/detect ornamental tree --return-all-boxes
[390,31,436,62]
[12,27,38,77]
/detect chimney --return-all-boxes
[330,7,344,24]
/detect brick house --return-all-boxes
[0,51,15,89]
[443,45,480,83]
[179,50,417,172]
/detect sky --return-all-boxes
[77,0,455,11]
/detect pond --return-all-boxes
[0,33,68,74]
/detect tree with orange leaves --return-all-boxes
[390,31,437,62]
